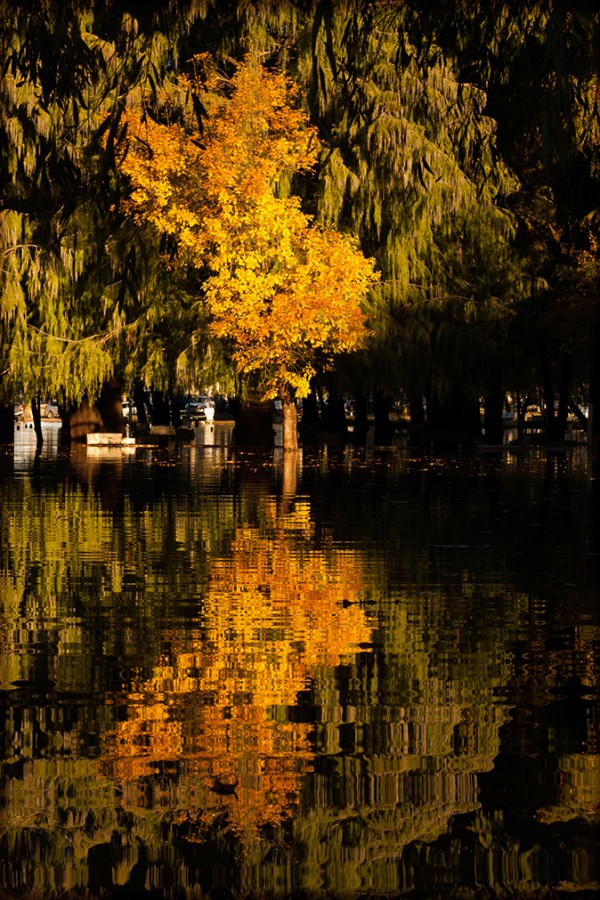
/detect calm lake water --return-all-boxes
[1,424,598,898]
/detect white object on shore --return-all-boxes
[86,433,136,446]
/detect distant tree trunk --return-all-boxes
[170,390,182,428]
[96,378,124,433]
[324,383,348,436]
[352,392,369,445]
[31,395,43,449]
[590,324,600,450]
[541,349,571,442]
[426,390,481,447]
[298,383,321,444]
[230,397,274,446]
[554,354,571,440]
[0,404,13,444]
[484,366,504,445]
[409,394,426,426]
[373,391,394,445]
[281,386,298,451]
[303,383,321,426]
[133,381,148,425]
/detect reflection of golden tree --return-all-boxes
[536,754,600,826]
[103,499,372,840]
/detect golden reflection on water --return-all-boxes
[102,495,372,840]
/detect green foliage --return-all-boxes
[413,0,600,399]
[0,1,214,408]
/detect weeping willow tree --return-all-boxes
[0,1,216,441]
[379,0,599,442]
[424,0,600,442]
[305,3,526,441]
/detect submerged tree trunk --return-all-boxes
[590,324,600,451]
[298,382,321,443]
[409,394,426,427]
[67,398,103,441]
[541,349,571,443]
[133,381,149,426]
[231,397,274,446]
[426,390,482,448]
[151,390,171,426]
[31,395,43,449]
[281,387,299,451]
[96,378,124,433]
[352,392,369,445]
[373,391,394,445]
[483,366,504,445]
[282,447,299,498]
[0,403,14,444]
[170,390,182,429]
[324,384,348,436]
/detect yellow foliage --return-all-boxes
[118,57,378,397]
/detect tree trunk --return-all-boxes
[426,390,481,448]
[31,395,43,449]
[324,385,348,436]
[352,392,369,445]
[282,447,299,498]
[483,366,504,445]
[373,391,394,445]
[554,354,571,441]
[281,387,298,451]
[0,403,14,444]
[151,390,171,426]
[542,350,571,443]
[409,394,426,426]
[67,398,103,441]
[133,381,149,425]
[298,382,321,444]
[230,397,274,446]
[302,383,321,427]
[170,390,182,429]
[96,378,124,433]
[590,324,600,451]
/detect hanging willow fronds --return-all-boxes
[0,1,210,405]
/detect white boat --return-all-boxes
[86,433,136,447]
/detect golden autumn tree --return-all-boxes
[119,56,377,449]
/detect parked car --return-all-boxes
[43,401,59,418]
[182,396,213,423]
[122,400,137,420]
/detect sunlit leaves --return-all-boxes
[120,57,377,399]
